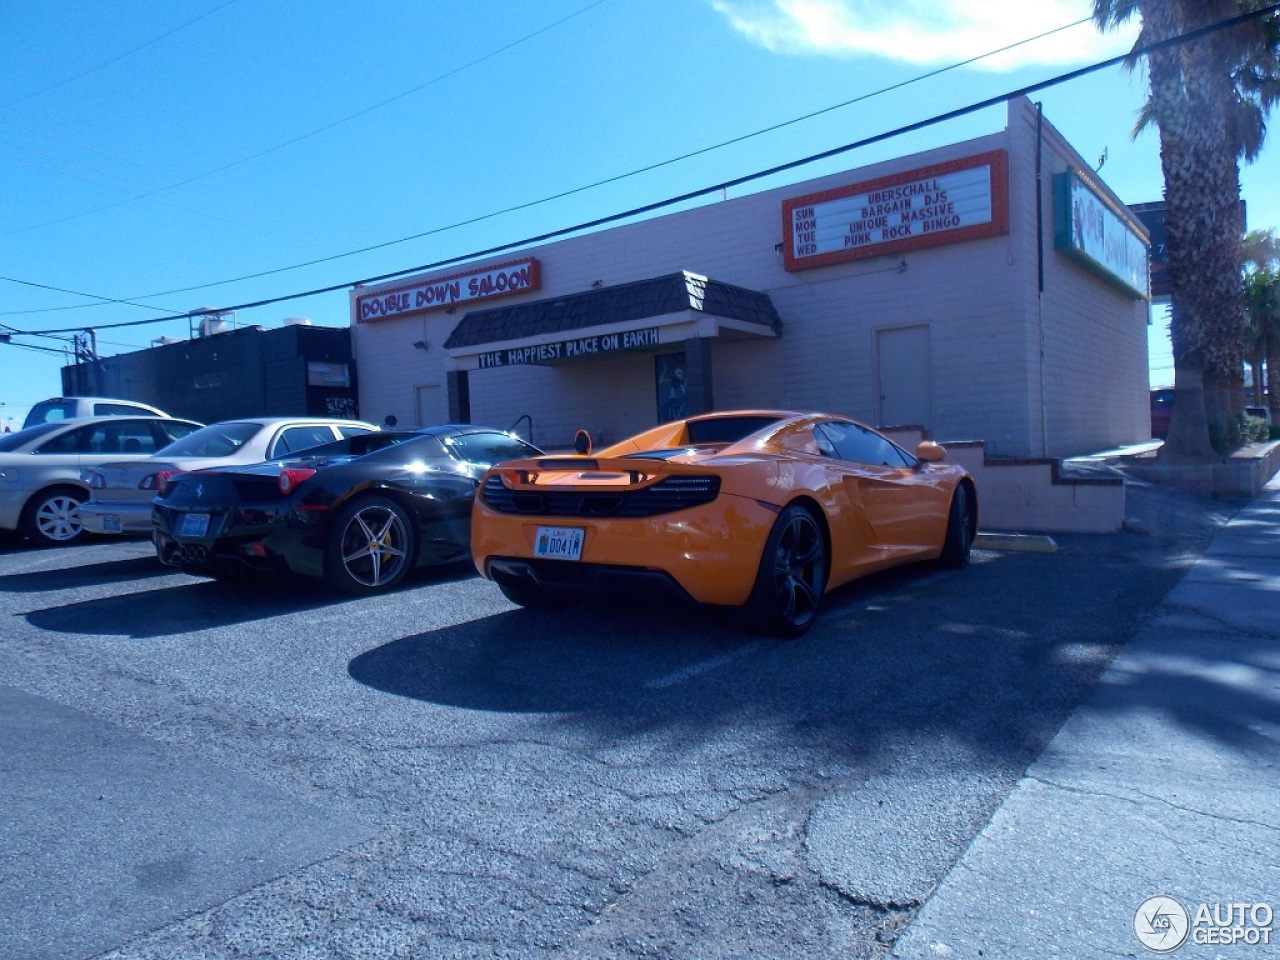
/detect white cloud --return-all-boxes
[710,0,1140,71]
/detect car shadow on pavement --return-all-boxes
[22,578,353,639]
[20,559,481,639]
[348,561,970,717]
[0,554,172,593]
[349,597,763,714]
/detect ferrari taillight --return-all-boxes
[278,468,317,495]
[151,470,182,493]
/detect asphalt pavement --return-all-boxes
[890,476,1280,958]
[1,475,1274,959]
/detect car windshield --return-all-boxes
[157,421,265,457]
[0,421,67,451]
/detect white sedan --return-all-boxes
[0,416,203,546]
[80,417,377,537]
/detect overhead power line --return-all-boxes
[2,12,1101,315]
[0,1,242,112]
[1,0,615,241]
[7,2,1279,337]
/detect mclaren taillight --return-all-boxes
[277,468,317,495]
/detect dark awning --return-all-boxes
[443,271,780,368]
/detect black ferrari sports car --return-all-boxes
[153,425,541,593]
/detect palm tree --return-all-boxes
[1093,0,1280,458]
[1243,229,1280,417]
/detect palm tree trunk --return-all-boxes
[1142,0,1247,459]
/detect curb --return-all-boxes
[974,532,1058,553]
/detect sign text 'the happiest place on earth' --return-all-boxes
[477,327,661,369]
[356,258,542,322]
[782,151,1009,272]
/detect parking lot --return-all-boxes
[0,484,1236,960]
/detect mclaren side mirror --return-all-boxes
[574,429,592,456]
[916,441,947,462]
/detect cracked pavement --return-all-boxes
[0,481,1261,959]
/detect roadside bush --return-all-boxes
[1212,414,1271,451]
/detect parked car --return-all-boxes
[0,416,203,545]
[81,417,378,536]
[153,425,543,593]
[22,396,168,430]
[471,410,977,636]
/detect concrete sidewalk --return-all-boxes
[892,478,1280,958]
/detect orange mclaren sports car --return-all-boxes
[471,411,977,636]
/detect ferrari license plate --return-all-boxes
[534,526,584,561]
[178,513,210,538]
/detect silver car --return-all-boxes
[80,417,377,537]
[0,416,203,546]
[22,396,168,430]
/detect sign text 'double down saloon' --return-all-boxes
[356,258,541,321]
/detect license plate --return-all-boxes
[534,526,584,561]
[179,513,210,538]
[102,515,122,534]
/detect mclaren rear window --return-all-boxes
[685,415,784,445]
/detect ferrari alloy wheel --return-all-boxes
[741,504,827,637]
[325,496,416,594]
[21,486,87,546]
[940,484,973,568]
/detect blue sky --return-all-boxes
[1,0,1271,429]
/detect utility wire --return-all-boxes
[2,0,614,239]
[0,1,241,111]
[6,2,1279,337]
[3,13,1100,314]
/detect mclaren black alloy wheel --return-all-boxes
[940,483,973,568]
[740,503,828,637]
[21,486,87,546]
[325,495,417,595]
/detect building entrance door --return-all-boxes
[875,324,932,429]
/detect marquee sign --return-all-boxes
[1054,170,1150,300]
[782,151,1008,272]
[356,257,541,322]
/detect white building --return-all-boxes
[350,98,1150,460]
